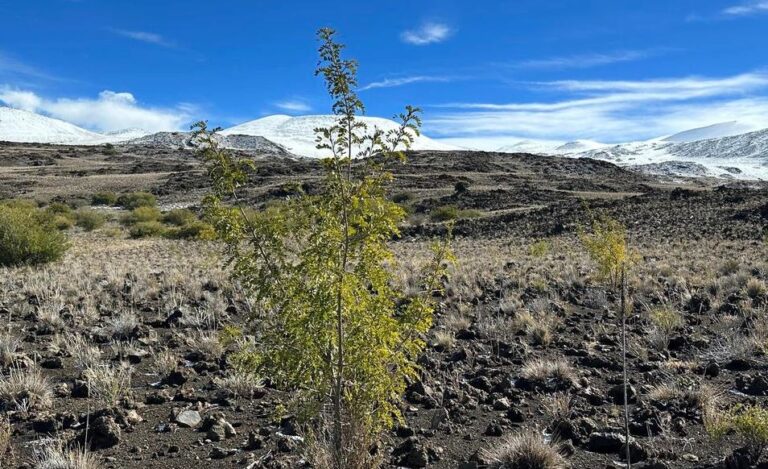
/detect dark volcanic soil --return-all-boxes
[1,142,768,468]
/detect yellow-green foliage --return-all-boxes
[128,221,166,238]
[163,221,216,240]
[75,208,106,231]
[198,27,454,467]
[0,203,69,266]
[650,307,683,334]
[430,205,481,222]
[579,214,638,287]
[162,208,198,226]
[117,191,156,209]
[121,206,161,225]
[529,239,552,258]
[707,405,768,461]
[91,191,118,206]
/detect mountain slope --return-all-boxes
[567,128,768,179]
[221,114,459,157]
[662,121,756,143]
[0,106,103,144]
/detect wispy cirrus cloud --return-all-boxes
[0,87,193,132]
[517,49,659,70]
[274,99,312,113]
[426,72,768,143]
[723,1,768,16]
[110,28,176,48]
[0,51,61,82]
[360,75,452,91]
[401,22,453,45]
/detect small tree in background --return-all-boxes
[198,28,453,468]
[580,213,639,468]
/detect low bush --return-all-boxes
[162,208,197,226]
[430,205,482,222]
[163,221,216,240]
[91,191,118,206]
[121,206,161,225]
[117,191,156,209]
[75,209,106,231]
[129,221,166,239]
[0,204,69,267]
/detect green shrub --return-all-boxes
[0,204,69,267]
[117,192,156,210]
[45,202,74,217]
[121,207,161,226]
[128,221,166,239]
[430,205,481,222]
[75,209,106,231]
[162,208,197,226]
[91,192,118,206]
[431,205,459,222]
[163,221,216,240]
[392,192,415,204]
[529,239,552,258]
[51,215,74,231]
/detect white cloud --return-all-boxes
[0,88,192,132]
[401,23,452,45]
[723,1,768,15]
[518,50,654,70]
[361,75,452,91]
[110,29,175,47]
[426,72,768,142]
[274,100,311,113]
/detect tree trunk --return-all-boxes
[621,264,631,468]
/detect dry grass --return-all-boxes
[483,431,567,469]
[521,358,576,386]
[83,362,133,408]
[0,332,21,368]
[31,441,100,469]
[214,371,264,399]
[153,348,178,377]
[0,366,53,410]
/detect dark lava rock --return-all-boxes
[588,432,629,453]
[608,383,637,405]
[393,437,430,468]
[686,294,711,314]
[88,415,121,449]
[736,373,768,396]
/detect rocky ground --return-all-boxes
[1,142,768,468]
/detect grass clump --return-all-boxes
[0,366,53,410]
[430,204,482,222]
[707,404,768,463]
[163,221,216,240]
[117,191,156,209]
[0,204,69,267]
[129,221,166,239]
[483,431,567,469]
[74,208,106,231]
[91,191,118,206]
[121,206,161,225]
[162,208,197,226]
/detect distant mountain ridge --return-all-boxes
[2,106,768,179]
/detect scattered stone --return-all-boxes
[174,409,201,428]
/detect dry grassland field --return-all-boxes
[1,140,768,469]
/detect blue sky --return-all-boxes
[1,0,767,145]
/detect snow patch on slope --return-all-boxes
[221,114,459,157]
[0,106,102,144]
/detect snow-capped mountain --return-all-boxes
[0,106,104,144]
[0,106,150,145]
[221,114,459,157]
[546,127,768,180]
[661,121,756,143]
